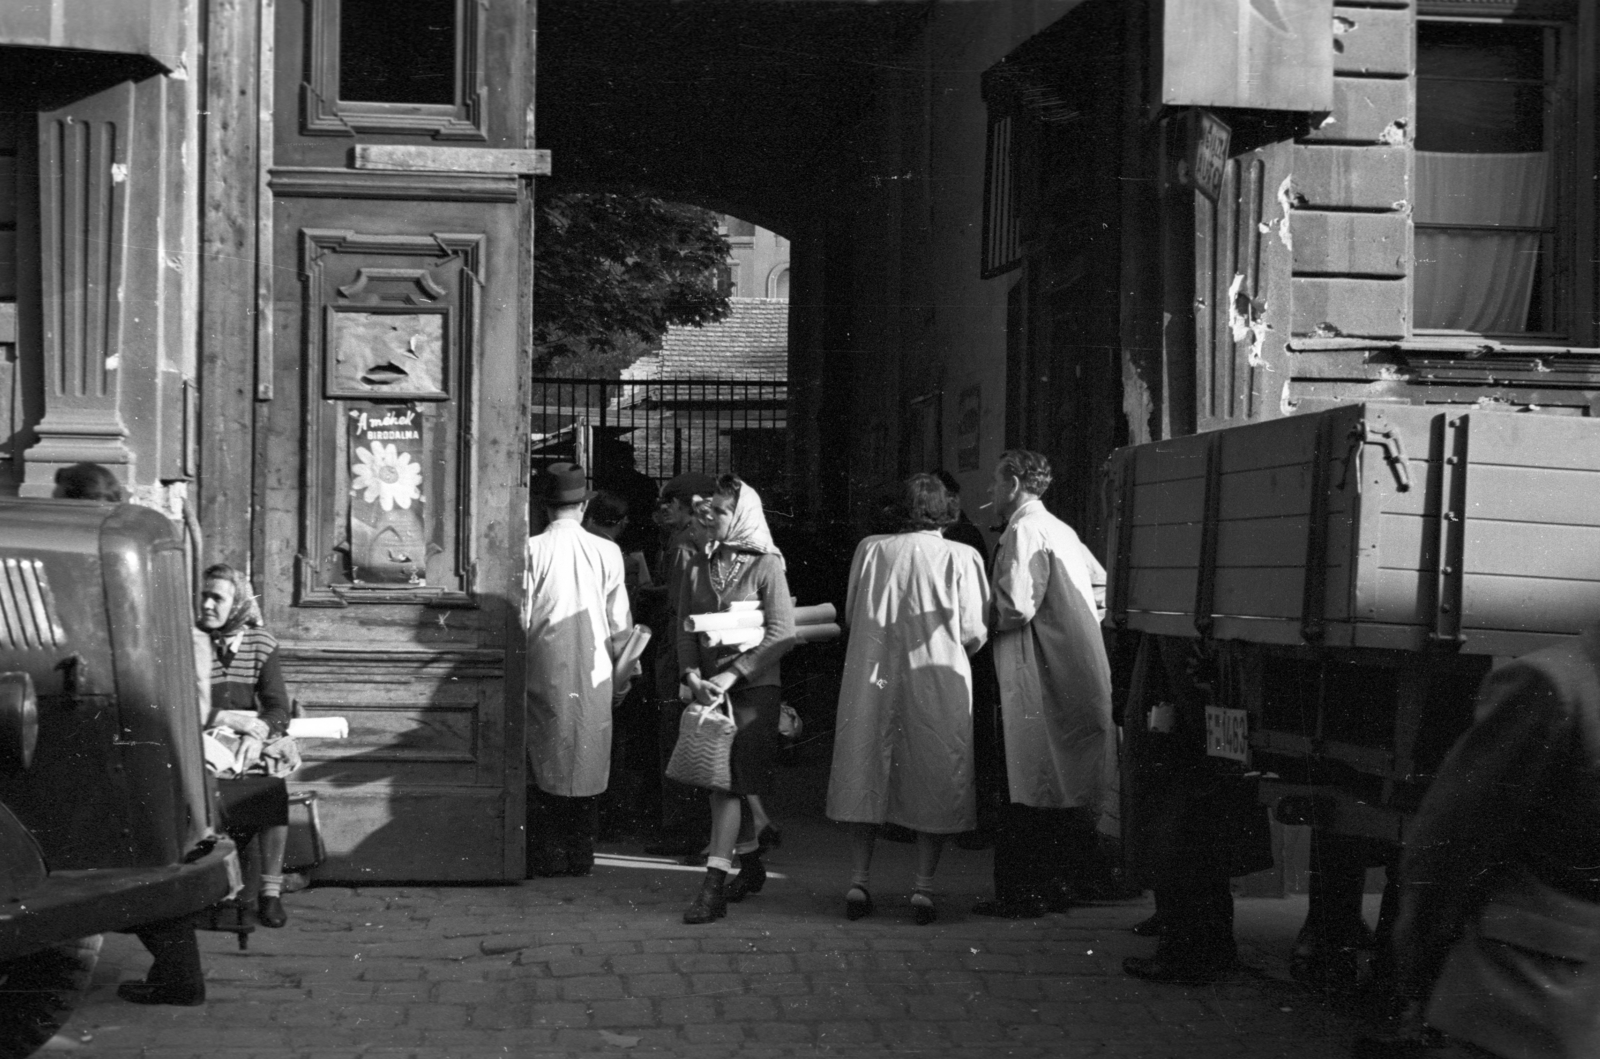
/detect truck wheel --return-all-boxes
[0,936,102,1059]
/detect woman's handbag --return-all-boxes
[665,696,737,791]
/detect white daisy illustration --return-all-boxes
[351,442,423,511]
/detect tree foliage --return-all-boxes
[534,192,732,375]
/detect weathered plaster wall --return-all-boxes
[828,0,1083,534]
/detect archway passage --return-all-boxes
[537,0,928,234]
[538,0,935,527]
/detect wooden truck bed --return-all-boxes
[1105,403,1600,657]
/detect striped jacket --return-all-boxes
[208,627,291,737]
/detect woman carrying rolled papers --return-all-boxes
[675,475,795,924]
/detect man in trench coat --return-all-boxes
[523,462,632,877]
[973,449,1117,918]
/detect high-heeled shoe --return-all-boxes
[683,871,727,925]
[911,890,937,926]
[845,885,874,921]
[725,856,766,902]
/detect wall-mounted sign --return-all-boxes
[956,385,982,472]
[348,403,431,585]
[1157,0,1334,112]
[1192,110,1231,202]
[327,307,448,399]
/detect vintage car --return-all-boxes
[0,498,237,1053]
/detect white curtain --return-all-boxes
[1413,151,1549,333]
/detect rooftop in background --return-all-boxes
[624,297,788,382]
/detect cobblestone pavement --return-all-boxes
[54,818,1372,1059]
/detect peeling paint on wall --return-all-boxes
[1379,120,1407,146]
[1279,381,1299,417]
[1122,351,1155,446]
[1274,176,1295,250]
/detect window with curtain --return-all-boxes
[1414,18,1563,336]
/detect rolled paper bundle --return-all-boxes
[727,600,760,612]
[287,716,349,739]
[793,622,841,644]
[685,609,766,633]
[793,603,836,626]
[612,625,653,687]
[702,627,763,649]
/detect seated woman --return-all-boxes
[198,563,295,928]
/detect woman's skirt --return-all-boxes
[216,775,289,840]
[727,684,782,797]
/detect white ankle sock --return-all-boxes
[260,873,284,899]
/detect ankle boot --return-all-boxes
[725,854,766,902]
[683,870,727,924]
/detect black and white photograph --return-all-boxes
[0,2,1595,1058]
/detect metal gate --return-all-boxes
[530,377,788,486]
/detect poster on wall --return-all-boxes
[348,403,430,585]
[956,385,981,471]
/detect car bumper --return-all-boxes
[0,842,239,962]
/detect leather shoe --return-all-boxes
[118,980,205,1006]
[683,875,727,925]
[1123,951,1236,984]
[971,896,1050,919]
[528,845,570,878]
[257,895,287,928]
[1131,911,1166,937]
[845,886,875,921]
[725,859,767,902]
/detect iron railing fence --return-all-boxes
[529,377,789,488]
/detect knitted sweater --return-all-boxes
[677,550,795,689]
[208,627,291,737]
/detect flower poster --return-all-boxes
[348,403,429,585]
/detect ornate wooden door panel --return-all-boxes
[260,180,525,881]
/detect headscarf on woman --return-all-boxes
[710,480,783,565]
[199,563,264,657]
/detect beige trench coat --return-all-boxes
[522,520,631,797]
[991,499,1115,810]
[826,531,990,833]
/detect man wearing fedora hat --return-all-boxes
[523,462,634,877]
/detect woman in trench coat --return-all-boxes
[826,474,990,924]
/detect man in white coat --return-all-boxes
[973,449,1116,918]
[523,462,632,877]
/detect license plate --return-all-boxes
[1205,705,1249,762]
[224,849,244,899]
